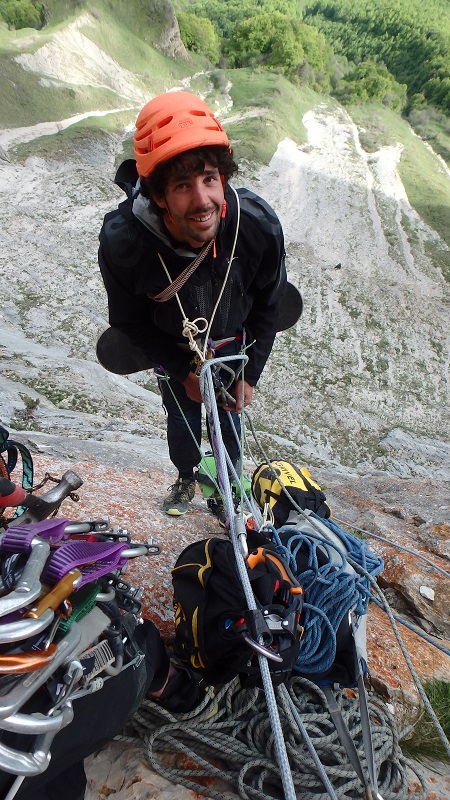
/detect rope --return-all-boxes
[347,558,450,761]
[199,356,297,800]
[266,520,382,678]
[201,185,241,360]
[154,185,242,365]
[370,600,450,657]
[153,238,214,302]
[131,675,427,800]
[236,416,450,757]
[333,516,450,581]
[327,517,450,655]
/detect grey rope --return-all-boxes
[199,355,297,800]
[130,675,427,800]
[333,517,450,581]
[348,558,450,760]
[244,410,450,582]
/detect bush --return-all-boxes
[0,0,42,29]
[177,11,221,63]
[402,680,450,762]
[334,60,407,111]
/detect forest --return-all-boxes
[176,0,450,145]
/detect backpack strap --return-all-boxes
[323,686,375,799]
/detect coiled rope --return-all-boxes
[267,518,383,677]
[131,675,427,800]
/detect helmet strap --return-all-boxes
[163,198,176,227]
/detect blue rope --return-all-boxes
[268,517,383,678]
[317,514,384,580]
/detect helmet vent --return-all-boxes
[156,116,173,130]
[134,92,230,178]
[153,136,171,151]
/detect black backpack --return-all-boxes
[171,532,303,688]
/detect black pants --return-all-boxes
[158,341,242,475]
[0,620,169,800]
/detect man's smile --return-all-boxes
[191,211,214,222]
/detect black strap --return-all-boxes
[323,686,374,799]
[324,624,381,800]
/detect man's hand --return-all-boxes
[224,379,253,413]
[182,371,202,402]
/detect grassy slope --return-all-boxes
[0,16,121,126]
[348,102,450,279]
[0,0,194,128]
[223,69,323,164]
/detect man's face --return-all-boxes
[153,161,225,248]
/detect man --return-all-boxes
[99,91,286,518]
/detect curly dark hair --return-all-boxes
[139,145,238,215]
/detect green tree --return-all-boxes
[303,0,450,115]
[227,12,305,74]
[177,11,221,62]
[335,60,407,110]
[0,0,41,28]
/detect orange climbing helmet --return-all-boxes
[134,91,230,179]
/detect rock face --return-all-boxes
[1,94,449,481]
[248,111,450,478]
[151,0,189,59]
[85,740,196,800]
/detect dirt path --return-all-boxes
[0,108,135,152]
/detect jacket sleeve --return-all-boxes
[237,190,287,385]
[98,213,191,382]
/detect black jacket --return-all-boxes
[98,161,286,385]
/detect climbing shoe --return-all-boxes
[163,478,195,516]
[150,662,210,714]
[207,493,227,527]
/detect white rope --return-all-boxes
[201,185,241,359]
[199,356,297,800]
[132,676,427,800]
